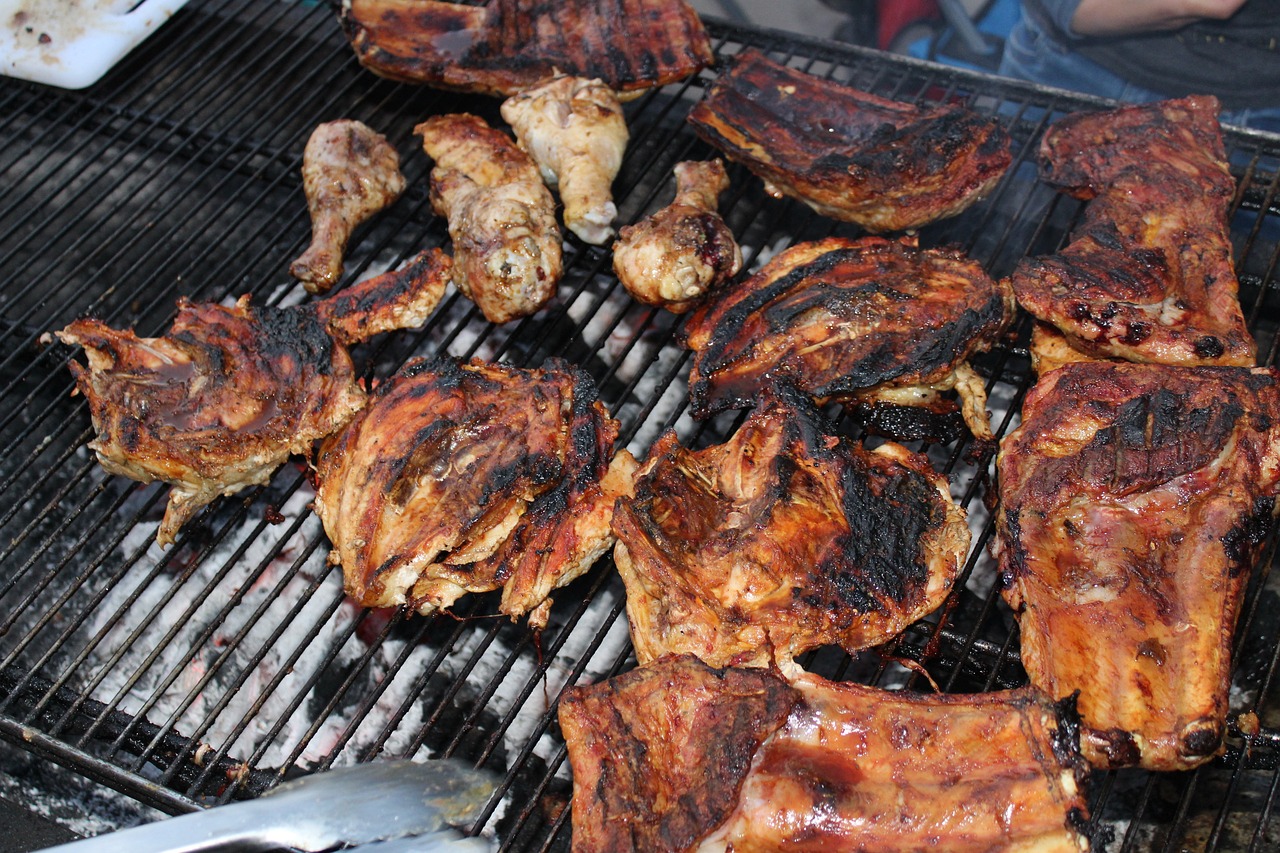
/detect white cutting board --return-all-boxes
[0,0,190,89]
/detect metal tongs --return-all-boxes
[42,759,496,852]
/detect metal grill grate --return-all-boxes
[2,1,1280,849]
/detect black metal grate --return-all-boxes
[2,1,1280,849]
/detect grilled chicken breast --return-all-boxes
[996,361,1280,770]
[56,248,452,546]
[1012,96,1254,368]
[559,655,1092,853]
[612,159,742,312]
[612,389,967,672]
[500,75,629,245]
[683,236,1013,442]
[289,119,407,294]
[417,113,562,324]
[687,49,1011,232]
[313,355,633,625]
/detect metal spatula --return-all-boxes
[41,759,496,853]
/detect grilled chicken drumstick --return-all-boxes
[612,159,742,312]
[290,119,407,294]
[500,75,629,245]
[417,113,563,324]
[56,248,452,547]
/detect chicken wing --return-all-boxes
[289,119,407,294]
[417,113,563,324]
[612,159,742,312]
[500,75,629,245]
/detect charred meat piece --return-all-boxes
[683,236,1012,442]
[417,114,562,324]
[290,120,407,294]
[611,390,967,671]
[314,355,634,625]
[55,249,452,547]
[612,159,742,312]
[500,75,629,245]
[687,49,1011,232]
[560,655,1092,853]
[1012,96,1254,367]
[339,0,713,98]
[996,361,1280,770]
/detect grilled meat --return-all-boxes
[559,655,1092,853]
[612,159,742,312]
[1012,96,1255,367]
[55,248,452,547]
[500,75,629,245]
[339,0,713,98]
[996,361,1280,770]
[686,49,1011,232]
[289,119,407,294]
[683,236,1012,441]
[611,390,967,671]
[313,355,633,625]
[417,114,562,324]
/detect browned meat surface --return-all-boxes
[612,159,742,312]
[500,75,629,245]
[313,355,633,625]
[560,655,1092,853]
[611,390,967,671]
[289,120,407,294]
[686,49,1011,232]
[55,249,452,547]
[1012,96,1254,367]
[996,361,1280,770]
[683,236,1013,441]
[339,0,713,98]
[417,114,562,324]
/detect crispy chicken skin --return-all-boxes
[313,355,633,624]
[55,249,452,547]
[559,655,1092,853]
[611,390,967,672]
[339,0,713,98]
[1012,96,1255,367]
[682,236,1013,441]
[612,159,742,312]
[417,113,562,324]
[290,119,407,294]
[686,49,1011,232]
[500,75,629,245]
[996,361,1280,770]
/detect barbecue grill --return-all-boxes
[3,1,1280,850]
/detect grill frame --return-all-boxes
[2,2,1280,849]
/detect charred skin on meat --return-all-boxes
[611,390,967,672]
[559,655,1092,853]
[996,361,1280,770]
[686,49,1012,232]
[1012,96,1254,367]
[56,249,452,547]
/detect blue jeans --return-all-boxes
[999,12,1280,135]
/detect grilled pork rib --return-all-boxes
[612,159,742,312]
[417,114,562,324]
[500,75,629,245]
[56,248,452,547]
[1012,96,1254,367]
[612,390,967,671]
[289,120,407,294]
[339,0,713,98]
[686,49,1011,232]
[314,356,634,625]
[996,361,1280,770]
[683,236,1012,441]
[559,655,1092,853]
